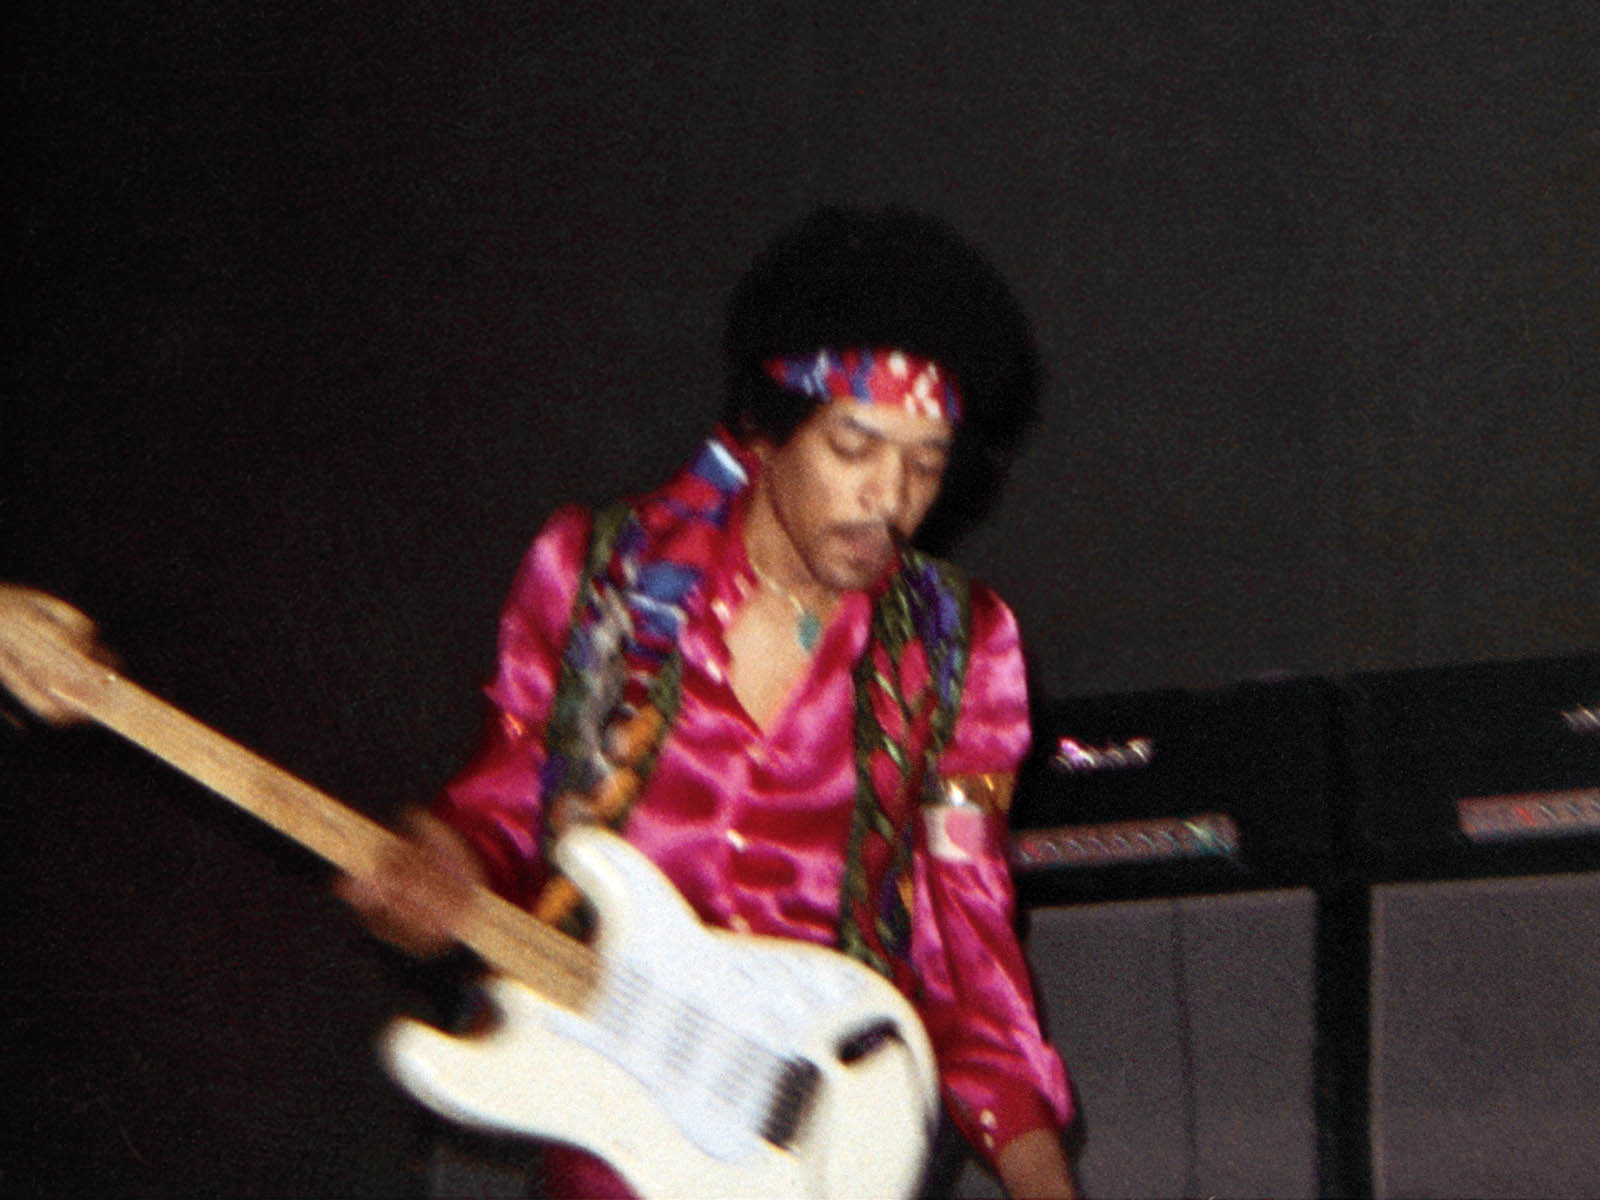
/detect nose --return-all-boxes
[860,448,908,522]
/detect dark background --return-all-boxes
[4,3,1596,1195]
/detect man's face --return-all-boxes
[756,399,954,593]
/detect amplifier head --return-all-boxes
[1340,653,1600,880]
[1012,678,1336,903]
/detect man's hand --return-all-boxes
[337,808,487,958]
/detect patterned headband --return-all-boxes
[763,348,962,425]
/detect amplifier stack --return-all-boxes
[1341,654,1600,1198]
[976,654,1600,1200]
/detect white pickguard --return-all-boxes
[382,826,941,1199]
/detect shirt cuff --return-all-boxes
[948,1076,1071,1165]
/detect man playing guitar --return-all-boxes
[3,205,1077,1199]
[345,206,1077,1198]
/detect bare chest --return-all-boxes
[723,591,828,733]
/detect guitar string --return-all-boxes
[601,959,800,1125]
[606,962,785,1084]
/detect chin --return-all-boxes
[825,555,892,592]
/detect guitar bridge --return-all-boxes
[760,1058,821,1148]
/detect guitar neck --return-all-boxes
[45,656,597,1011]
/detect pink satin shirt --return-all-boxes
[434,501,1073,1186]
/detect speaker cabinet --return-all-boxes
[1370,871,1600,1198]
[956,889,1320,1197]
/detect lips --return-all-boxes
[835,524,895,572]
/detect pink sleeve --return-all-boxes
[913,584,1075,1164]
[431,505,592,907]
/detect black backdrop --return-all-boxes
[5,3,1597,1195]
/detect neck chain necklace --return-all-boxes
[749,559,825,653]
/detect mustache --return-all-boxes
[831,520,899,544]
[829,522,913,562]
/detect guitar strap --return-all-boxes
[531,436,972,989]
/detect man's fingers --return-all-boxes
[337,827,473,959]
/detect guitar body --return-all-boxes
[383,826,940,1199]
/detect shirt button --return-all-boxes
[980,1109,998,1130]
[705,660,724,685]
[726,828,747,851]
[711,598,731,623]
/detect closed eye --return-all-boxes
[827,430,875,460]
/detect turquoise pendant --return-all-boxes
[796,610,823,653]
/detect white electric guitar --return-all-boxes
[0,586,939,1198]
